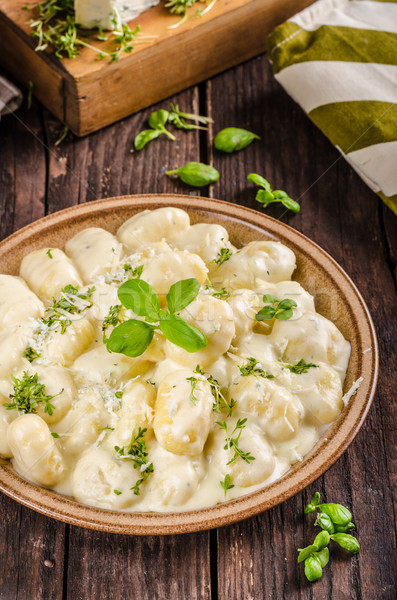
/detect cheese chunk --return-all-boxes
[75,0,160,30]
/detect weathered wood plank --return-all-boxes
[0,95,66,600]
[206,55,397,600]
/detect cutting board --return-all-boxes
[0,0,314,136]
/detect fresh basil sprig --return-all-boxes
[247,173,300,213]
[297,492,360,582]
[214,127,260,153]
[256,294,297,322]
[106,278,207,357]
[166,161,219,187]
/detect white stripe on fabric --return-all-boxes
[275,61,397,114]
[291,0,397,35]
[344,140,397,196]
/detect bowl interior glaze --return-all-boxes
[0,195,378,534]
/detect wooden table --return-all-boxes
[0,54,396,600]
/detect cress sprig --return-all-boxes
[42,284,95,334]
[298,492,360,582]
[247,173,300,214]
[106,278,207,358]
[238,357,274,379]
[4,372,62,416]
[114,427,153,495]
[187,365,236,416]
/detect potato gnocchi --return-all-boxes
[0,207,351,512]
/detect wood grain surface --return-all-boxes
[0,55,396,599]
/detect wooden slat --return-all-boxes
[0,96,66,600]
[206,55,397,600]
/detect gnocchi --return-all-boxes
[0,207,351,512]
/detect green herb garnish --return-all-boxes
[102,305,124,343]
[51,432,61,438]
[167,103,213,130]
[114,427,153,495]
[247,173,300,213]
[214,127,260,153]
[42,284,95,334]
[280,359,318,374]
[216,418,255,465]
[205,284,231,299]
[23,346,41,363]
[46,248,53,259]
[209,247,233,268]
[123,264,144,278]
[113,489,122,495]
[297,492,360,582]
[238,357,274,379]
[166,162,219,187]
[220,473,234,498]
[106,278,207,358]
[4,372,62,416]
[188,365,235,416]
[255,294,297,322]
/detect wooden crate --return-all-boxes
[0,0,314,136]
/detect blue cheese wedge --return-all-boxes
[75,0,160,30]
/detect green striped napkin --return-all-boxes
[268,0,397,215]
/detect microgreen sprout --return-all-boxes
[255,294,297,322]
[247,173,300,213]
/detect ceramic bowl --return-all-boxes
[0,195,378,534]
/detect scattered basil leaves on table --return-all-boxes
[166,161,220,187]
[106,278,207,357]
[214,127,260,153]
[298,492,360,582]
[247,173,300,213]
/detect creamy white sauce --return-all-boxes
[0,207,352,513]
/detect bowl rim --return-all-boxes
[0,194,378,535]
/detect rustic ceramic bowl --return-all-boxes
[0,195,378,534]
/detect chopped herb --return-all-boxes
[280,359,318,374]
[23,346,41,363]
[256,294,297,322]
[98,425,115,432]
[114,427,153,495]
[46,248,53,259]
[4,372,62,416]
[113,489,122,495]
[210,247,233,268]
[189,365,235,416]
[123,264,144,278]
[239,357,274,379]
[114,391,123,399]
[51,432,61,438]
[216,418,255,465]
[102,304,124,343]
[205,283,231,299]
[220,473,234,498]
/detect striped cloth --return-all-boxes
[267,0,397,215]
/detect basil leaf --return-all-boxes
[214,127,260,153]
[318,503,352,526]
[159,314,207,352]
[310,492,321,506]
[334,522,355,533]
[277,299,297,310]
[313,530,330,550]
[315,513,335,534]
[315,548,329,568]
[118,279,160,320]
[304,556,323,582]
[256,189,277,207]
[279,195,301,214]
[262,294,279,304]
[166,278,200,313]
[330,533,360,554]
[247,173,272,191]
[166,162,219,187]
[134,129,161,150]
[275,308,293,320]
[148,109,169,129]
[106,320,154,357]
[297,544,318,564]
[304,503,317,514]
[256,306,276,321]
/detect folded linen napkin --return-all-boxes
[0,75,22,119]
[267,0,397,215]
